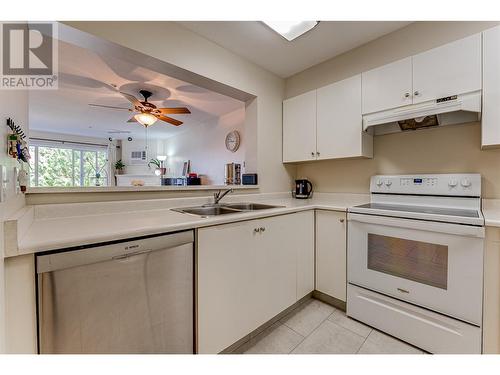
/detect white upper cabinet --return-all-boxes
[282,90,317,162]
[361,57,413,114]
[412,33,481,104]
[317,75,372,159]
[482,26,500,148]
[361,34,482,113]
[283,76,372,163]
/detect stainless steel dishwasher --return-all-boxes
[36,230,194,354]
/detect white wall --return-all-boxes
[161,107,246,184]
[65,21,294,194]
[0,89,29,353]
[120,137,158,175]
[119,107,246,185]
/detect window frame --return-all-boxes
[29,140,109,188]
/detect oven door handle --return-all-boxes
[348,213,485,238]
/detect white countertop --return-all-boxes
[482,199,500,228]
[6,192,370,256]
[8,194,500,257]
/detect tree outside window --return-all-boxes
[29,144,109,187]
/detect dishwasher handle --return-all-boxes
[37,230,194,273]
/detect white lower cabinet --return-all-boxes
[315,210,347,302]
[197,211,314,354]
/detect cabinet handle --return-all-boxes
[253,228,260,233]
[316,151,320,157]
[339,218,345,223]
[404,92,410,98]
[311,152,315,157]
[414,90,420,96]
[260,227,266,232]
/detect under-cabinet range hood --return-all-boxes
[363,91,482,135]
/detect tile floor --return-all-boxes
[239,299,425,354]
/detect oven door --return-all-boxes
[348,213,484,325]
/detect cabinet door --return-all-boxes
[283,90,317,162]
[294,210,315,299]
[482,26,500,148]
[412,33,481,104]
[197,220,258,354]
[361,57,413,114]
[254,214,302,326]
[315,210,347,302]
[317,75,372,159]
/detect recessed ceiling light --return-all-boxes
[262,21,319,41]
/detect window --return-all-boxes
[29,140,109,187]
[367,233,448,290]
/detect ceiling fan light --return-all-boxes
[134,112,158,127]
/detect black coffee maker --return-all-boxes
[294,179,313,199]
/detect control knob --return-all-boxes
[376,179,383,187]
[461,178,472,188]
[448,179,458,188]
[385,180,392,187]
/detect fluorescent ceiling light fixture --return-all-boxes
[263,21,318,41]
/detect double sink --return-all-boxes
[173,202,283,218]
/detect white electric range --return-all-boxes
[347,174,484,354]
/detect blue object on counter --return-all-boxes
[242,173,258,185]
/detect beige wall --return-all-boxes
[64,21,295,196]
[285,21,500,198]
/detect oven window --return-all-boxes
[367,234,448,290]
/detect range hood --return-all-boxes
[362,90,482,135]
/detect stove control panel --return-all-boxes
[370,174,481,197]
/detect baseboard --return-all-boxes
[312,290,346,311]
[222,292,313,354]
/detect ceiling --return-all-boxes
[178,21,412,78]
[29,39,245,140]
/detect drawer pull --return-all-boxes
[397,287,410,294]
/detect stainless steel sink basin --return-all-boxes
[172,206,241,217]
[223,203,282,211]
[172,202,283,217]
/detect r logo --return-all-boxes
[2,23,53,75]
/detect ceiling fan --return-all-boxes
[89,89,191,127]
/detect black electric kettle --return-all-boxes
[294,179,313,199]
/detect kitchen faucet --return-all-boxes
[213,188,233,205]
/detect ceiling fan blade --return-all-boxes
[88,103,132,111]
[157,115,183,126]
[119,92,142,108]
[127,116,138,123]
[158,107,191,114]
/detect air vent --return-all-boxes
[130,150,146,164]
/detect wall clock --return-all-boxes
[225,130,241,152]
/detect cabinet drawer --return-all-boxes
[347,284,482,354]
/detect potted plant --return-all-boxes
[148,158,166,176]
[114,159,125,175]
